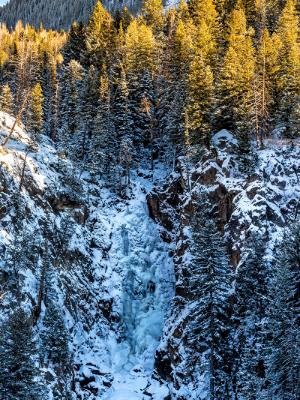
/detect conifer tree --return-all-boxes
[114,6,133,31]
[27,82,44,138]
[125,20,157,149]
[188,0,220,40]
[0,308,46,399]
[177,0,190,22]
[141,0,164,32]
[160,19,192,154]
[187,204,232,398]
[41,301,70,367]
[90,66,117,180]
[267,226,300,399]
[58,60,83,155]
[75,65,99,164]
[253,27,278,146]
[84,1,114,69]
[233,236,270,399]
[125,19,156,73]
[63,21,86,64]
[216,5,256,171]
[187,53,214,148]
[42,55,59,141]
[112,63,133,141]
[0,83,13,115]
[275,0,300,137]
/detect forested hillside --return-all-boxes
[0,0,145,29]
[0,0,299,399]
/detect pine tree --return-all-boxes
[275,0,300,137]
[125,20,157,150]
[27,82,44,138]
[75,65,99,165]
[160,19,192,155]
[267,226,300,399]
[90,66,117,180]
[141,0,164,32]
[187,53,214,148]
[114,6,133,31]
[84,1,114,69]
[125,19,156,73]
[112,63,133,141]
[253,27,279,146]
[41,301,70,367]
[233,236,270,399]
[216,5,256,172]
[187,204,232,398]
[0,308,46,399]
[118,136,135,195]
[188,0,220,40]
[0,84,13,115]
[63,21,86,64]
[42,55,59,141]
[186,14,217,148]
[58,60,83,155]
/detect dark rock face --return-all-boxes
[147,175,184,235]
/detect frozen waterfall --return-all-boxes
[102,185,174,399]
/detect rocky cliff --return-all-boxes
[147,130,300,398]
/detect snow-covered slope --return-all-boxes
[0,112,174,399]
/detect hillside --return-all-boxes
[0,0,144,29]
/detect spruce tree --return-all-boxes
[267,226,300,399]
[112,63,133,142]
[75,65,99,165]
[84,1,114,69]
[233,236,270,399]
[0,308,46,399]
[216,5,256,172]
[42,55,59,141]
[58,60,83,155]
[188,0,220,40]
[27,82,44,138]
[187,204,232,398]
[187,53,214,148]
[125,20,157,150]
[63,21,86,64]
[90,66,117,180]
[275,0,300,137]
[141,0,164,32]
[0,84,13,115]
[41,301,70,367]
[253,27,279,146]
[160,18,192,155]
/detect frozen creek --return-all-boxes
[98,182,174,399]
